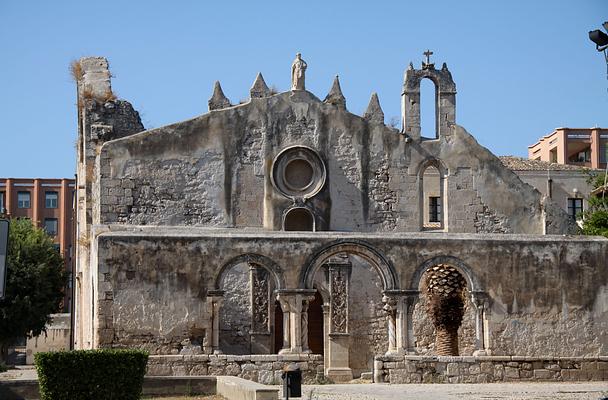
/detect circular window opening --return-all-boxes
[271,146,326,199]
[284,159,314,191]
[284,208,314,231]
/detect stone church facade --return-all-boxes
[73,55,608,383]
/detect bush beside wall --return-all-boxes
[35,349,148,400]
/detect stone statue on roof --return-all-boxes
[291,53,307,91]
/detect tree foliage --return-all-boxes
[0,219,66,352]
[581,171,608,238]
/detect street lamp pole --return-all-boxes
[589,22,608,82]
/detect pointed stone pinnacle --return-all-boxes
[324,75,346,109]
[364,93,384,125]
[250,72,271,98]
[208,81,231,111]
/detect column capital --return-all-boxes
[470,291,490,309]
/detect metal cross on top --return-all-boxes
[423,49,434,65]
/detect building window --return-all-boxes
[601,141,607,164]
[429,196,442,223]
[549,148,557,163]
[0,191,5,213]
[45,191,58,208]
[44,218,58,236]
[17,192,30,208]
[567,198,583,220]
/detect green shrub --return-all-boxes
[35,349,148,400]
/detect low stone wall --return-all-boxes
[375,355,608,383]
[147,354,324,385]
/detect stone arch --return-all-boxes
[409,255,490,356]
[408,255,481,292]
[214,253,285,290]
[283,206,315,231]
[299,240,398,290]
[414,157,449,179]
[420,77,439,138]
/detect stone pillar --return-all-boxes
[301,295,315,353]
[276,290,316,354]
[322,304,330,374]
[207,290,224,355]
[326,256,353,382]
[249,263,271,354]
[383,290,419,355]
[471,291,491,356]
[382,294,398,355]
[280,299,291,353]
[289,295,303,353]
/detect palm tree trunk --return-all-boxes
[435,326,459,356]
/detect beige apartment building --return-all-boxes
[528,127,608,169]
[0,178,75,311]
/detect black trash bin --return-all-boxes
[281,363,302,399]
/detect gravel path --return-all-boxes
[290,382,608,400]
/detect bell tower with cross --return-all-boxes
[401,50,457,141]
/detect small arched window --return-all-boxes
[283,207,315,231]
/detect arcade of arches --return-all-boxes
[212,247,489,381]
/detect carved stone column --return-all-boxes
[382,294,398,355]
[301,295,315,353]
[322,304,330,374]
[249,263,271,354]
[382,290,419,355]
[326,255,353,382]
[276,290,316,354]
[471,291,491,356]
[207,290,224,355]
[276,294,291,354]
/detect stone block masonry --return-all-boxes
[375,355,608,383]
[147,354,324,385]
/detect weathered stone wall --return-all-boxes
[376,355,608,383]
[94,88,573,235]
[147,354,324,385]
[346,256,387,376]
[219,263,252,354]
[91,228,608,357]
[74,57,144,350]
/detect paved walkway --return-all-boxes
[295,382,608,400]
[3,368,607,399]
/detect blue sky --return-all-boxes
[0,0,606,178]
